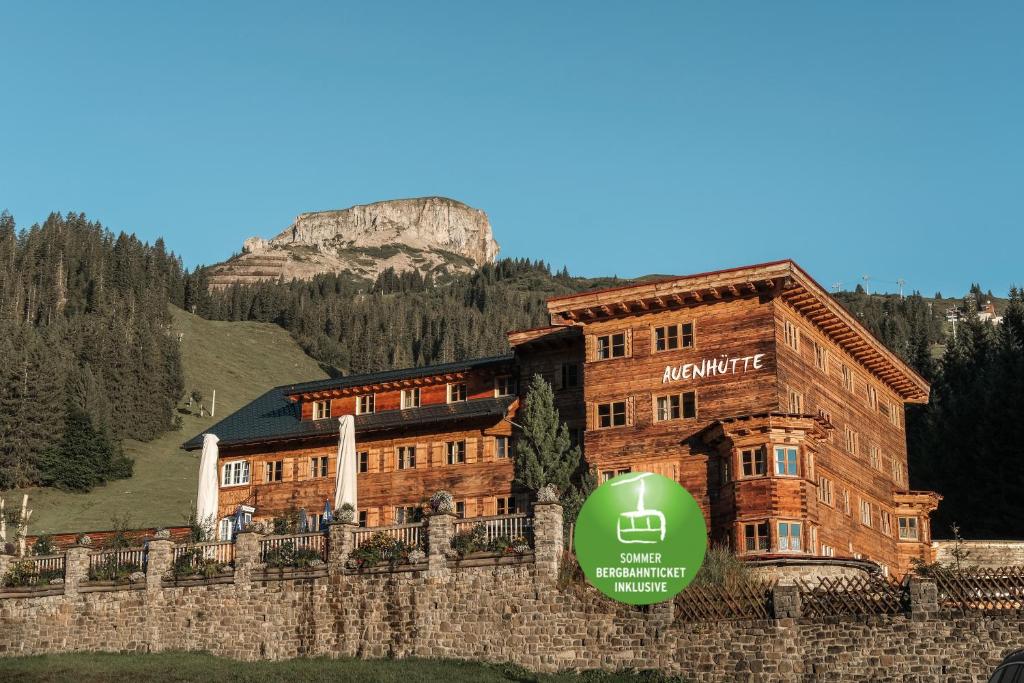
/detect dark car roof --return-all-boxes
[182,355,516,451]
[1001,650,1024,666]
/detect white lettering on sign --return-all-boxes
[662,353,766,384]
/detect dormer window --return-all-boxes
[447,382,468,403]
[494,375,515,397]
[401,388,420,409]
[312,400,331,420]
[356,394,375,415]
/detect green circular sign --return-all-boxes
[573,472,707,605]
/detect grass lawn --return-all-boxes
[0,653,683,683]
[4,305,329,535]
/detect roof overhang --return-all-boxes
[545,260,930,404]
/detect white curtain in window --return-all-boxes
[334,415,357,511]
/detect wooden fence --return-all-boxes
[259,532,328,563]
[797,575,908,617]
[88,548,146,575]
[173,541,235,569]
[453,514,533,544]
[935,567,1024,611]
[352,523,424,550]
[674,580,776,622]
[25,554,66,584]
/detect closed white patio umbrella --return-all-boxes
[333,415,357,512]
[196,433,220,534]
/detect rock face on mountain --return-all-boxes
[206,197,499,288]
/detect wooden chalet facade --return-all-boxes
[184,260,939,577]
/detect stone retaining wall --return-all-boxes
[2,504,1023,682]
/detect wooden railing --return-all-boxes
[453,513,532,544]
[674,579,776,622]
[352,523,424,550]
[173,541,235,569]
[935,567,1024,611]
[89,548,146,573]
[797,575,908,617]
[259,532,329,564]
[29,554,66,580]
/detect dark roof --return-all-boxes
[182,387,517,451]
[277,354,513,396]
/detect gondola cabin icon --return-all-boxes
[610,473,666,544]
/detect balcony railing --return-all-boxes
[172,541,236,573]
[352,522,424,550]
[88,548,146,581]
[259,532,329,567]
[453,513,532,544]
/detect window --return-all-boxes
[310,456,329,478]
[878,398,892,419]
[218,517,234,542]
[817,477,833,506]
[455,501,466,518]
[447,382,468,403]
[860,499,873,527]
[358,451,369,473]
[869,445,881,470]
[895,462,907,486]
[221,460,250,486]
[655,392,697,421]
[601,468,631,483]
[867,385,878,410]
[265,460,284,483]
[495,436,511,459]
[774,446,798,476]
[401,388,420,409]
[841,365,854,392]
[821,544,835,557]
[890,404,902,429]
[394,506,420,524]
[356,394,375,415]
[597,401,627,428]
[494,375,515,397]
[741,447,768,477]
[496,496,519,516]
[778,522,802,551]
[561,363,580,389]
[842,489,851,515]
[653,322,695,352]
[881,511,893,536]
[788,388,803,414]
[783,320,800,351]
[814,343,828,373]
[396,445,416,470]
[743,522,770,552]
[596,332,627,360]
[844,427,859,455]
[312,399,331,420]
[358,511,367,528]
[898,516,919,540]
[446,440,466,465]
[817,408,833,441]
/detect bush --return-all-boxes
[172,547,226,579]
[449,523,488,558]
[348,533,418,569]
[88,555,141,582]
[262,540,323,569]
[2,559,63,588]
[693,544,756,587]
[31,535,56,556]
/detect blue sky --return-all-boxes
[1,2,1021,296]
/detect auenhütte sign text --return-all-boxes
[662,353,766,384]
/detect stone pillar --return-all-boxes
[64,546,91,596]
[772,582,802,619]
[533,502,564,584]
[426,512,455,576]
[146,539,174,591]
[233,531,261,586]
[909,576,938,618]
[328,521,356,575]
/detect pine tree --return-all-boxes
[513,375,582,494]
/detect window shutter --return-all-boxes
[625,328,633,357]
[585,334,595,362]
[417,443,427,468]
[626,396,636,426]
[465,437,477,464]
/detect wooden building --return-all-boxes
[184,260,939,577]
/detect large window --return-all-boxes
[778,521,802,551]
[356,394,375,415]
[310,456,329,478]
[655,392,696,421]
[446,440,466,465]
[401,388,420,409]
[312,399,331,420]
[597,401,627,428]
[898,516,919,540]
[221,460,250,487]
[653,322,694,352]
[495,436,511,459]
[397,445,416,470]
[265,460,284,483]
[596,332,627,360]
[744,522,770,551]
[774,446,798,476]
[741,447,767,477]
[447,383,468,403]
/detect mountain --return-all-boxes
[10,305,329,535]
[206,197,500,288]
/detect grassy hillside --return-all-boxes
[7,305,328,535]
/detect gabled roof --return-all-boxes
[545,260,930,403]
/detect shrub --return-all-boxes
[2,559,63,588]
[172,547,226,579]
[449,523,487,557]
[348,533,417,569]
[693,544,755,587]
[31,535,56,556]
[262,540,323,569]
[87,555,142,582]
